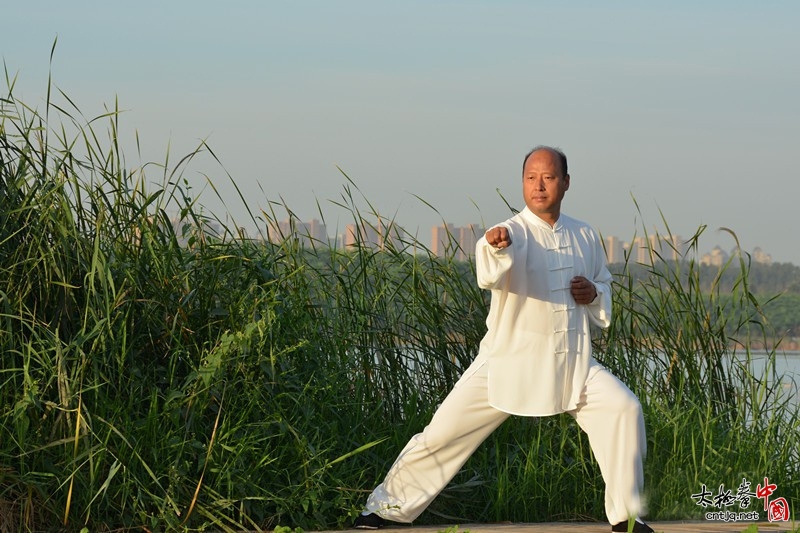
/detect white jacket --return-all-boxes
[474,207,613,416]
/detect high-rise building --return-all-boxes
[752,247,772,265]
[623,235,686,265]
[268,218,328,247]
[431,223,454,257]
[604,235,626,264]
[648,234,686,262]
[629,237,649,264]
[700,246,729,267]
[431,223,484,261]
[344,217,407,251]
[457,224,482,261]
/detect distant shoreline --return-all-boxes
[730,338,800,352]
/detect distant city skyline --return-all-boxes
[256,217,782,266]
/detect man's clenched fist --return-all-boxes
[485,226,511,249]
[570,276,598,304]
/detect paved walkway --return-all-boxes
[318,521,795,533]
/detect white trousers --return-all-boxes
[364,356,646,525]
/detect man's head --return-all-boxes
[521,146,570,225]
[522,145,568,177]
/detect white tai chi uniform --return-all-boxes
[363,207,646,525]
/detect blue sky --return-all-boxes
[3,1,799,264]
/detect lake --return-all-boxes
[731,349,799,405]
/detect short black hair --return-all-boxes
[522,145,568,177]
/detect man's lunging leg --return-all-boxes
[363,357,509,523]
[570,362,647,527]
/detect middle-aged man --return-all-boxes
[353,146,652,533]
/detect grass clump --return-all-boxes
[1,77,798,531]
[597,224,799,522]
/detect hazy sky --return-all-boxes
[4,2,799,264]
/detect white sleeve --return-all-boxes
[475,223,514,290]
[586,231,613,328]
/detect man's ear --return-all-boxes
[564,173,571,190]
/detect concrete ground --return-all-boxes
[315,520,796,533]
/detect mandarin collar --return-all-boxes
[520,207,562,231]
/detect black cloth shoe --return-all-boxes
[611,519,654,533]
[353,513,385,530]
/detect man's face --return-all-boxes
[522,149,570,223]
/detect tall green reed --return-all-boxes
[597,218,798,521]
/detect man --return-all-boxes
[353,146,652,533]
